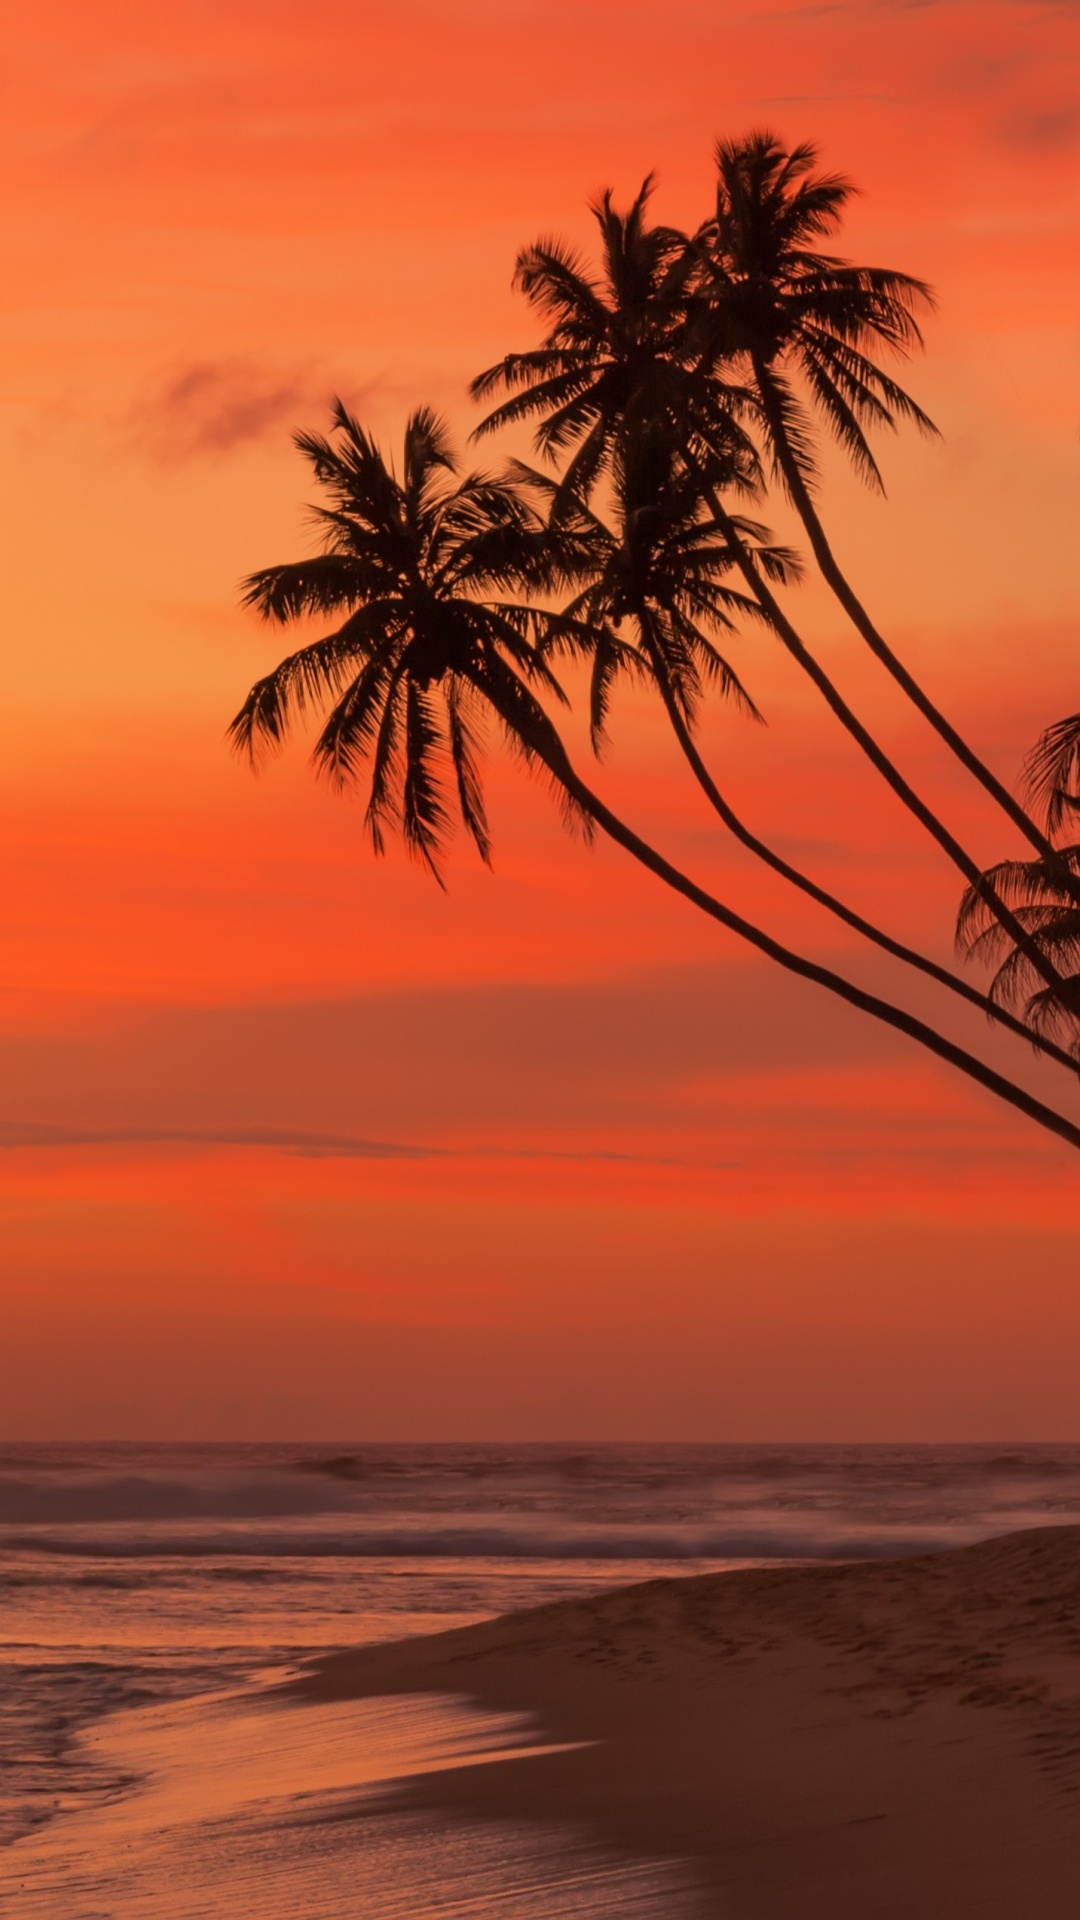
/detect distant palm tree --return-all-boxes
[695,131,1080,897]
[957,714,1080,1053]
[230,401,1080,1150]
[470,182,1071,1013]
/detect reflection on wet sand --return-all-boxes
[1,1684,704,1919]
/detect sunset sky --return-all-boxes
[2,0,1078,1439]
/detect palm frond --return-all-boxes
[1024,713,1080,835]
[957,843,1080,1052]
[241,555,366,623]
[295,401,404,528]
[360,663,408,852]
[446,679,492,863]
[469,648,594,843]
[227,610,393,760]
[470,348,577,406]
[312,650,400,792]
[798,349,888,491]
[401,678,452,879]
[512,238,609,334]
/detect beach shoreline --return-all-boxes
[291,1525,1080,1918]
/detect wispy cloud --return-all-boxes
[125,359,355,463]
[0,1121,733,1170]
[0,1122,437,1158]
[0,961,1026,1177]
[998,105,1080,150]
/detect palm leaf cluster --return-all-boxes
[513,440,797,747]
[958,719,1080,1053]
[471,181,759,504]
[696,132,937,491]
[231,402,582,879]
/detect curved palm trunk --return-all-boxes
[694,481,1069,1001]
[643,642,1080,1078]
[753,353,1080,911]
[521,726,1080,1153]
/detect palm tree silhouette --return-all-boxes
[231,404,1080,1150]
[695,131,1080,902]
[229,402,584,880]
[470,181,1070,1011]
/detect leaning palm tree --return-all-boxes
[230,401,1080,1150]
[695,130,1079,894]
[470,181,1071,1013]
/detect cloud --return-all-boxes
[126,359,345,462]
[0,964,901,1146]
[998,105,1080,150]
[0,956,1041,1176]
[0,1122,437,1158]
[0,1121,731,1168]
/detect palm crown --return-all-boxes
[692,130,937,489]
[519,433,794,747]
[229,402,576,878]
[470,178,758,501]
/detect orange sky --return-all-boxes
[1,0,1078,1438]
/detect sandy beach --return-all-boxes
[294,1525,1080,1918]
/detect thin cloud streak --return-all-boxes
[0,1122,437,1157]
[125,360,372,463]
[0,1120,732,1169]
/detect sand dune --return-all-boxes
[293,1525,1080,1917]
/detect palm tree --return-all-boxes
[230,402,1080,1151]
[695,130,1080,898]
[470,181,1072,1011]
[957,714,1080,1053]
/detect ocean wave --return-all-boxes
[2,1447,1078,1561]
[0,1521,981,1562]
[0,1475,371,1526]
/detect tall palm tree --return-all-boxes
[470,182,1071,1009]
[695,130,1080,896]
[230,402,1080,1151]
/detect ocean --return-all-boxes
[3,1441,1079,1916]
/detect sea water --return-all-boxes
[2,1442,1079,1915]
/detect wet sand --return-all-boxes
[294,1525,1080,1919]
